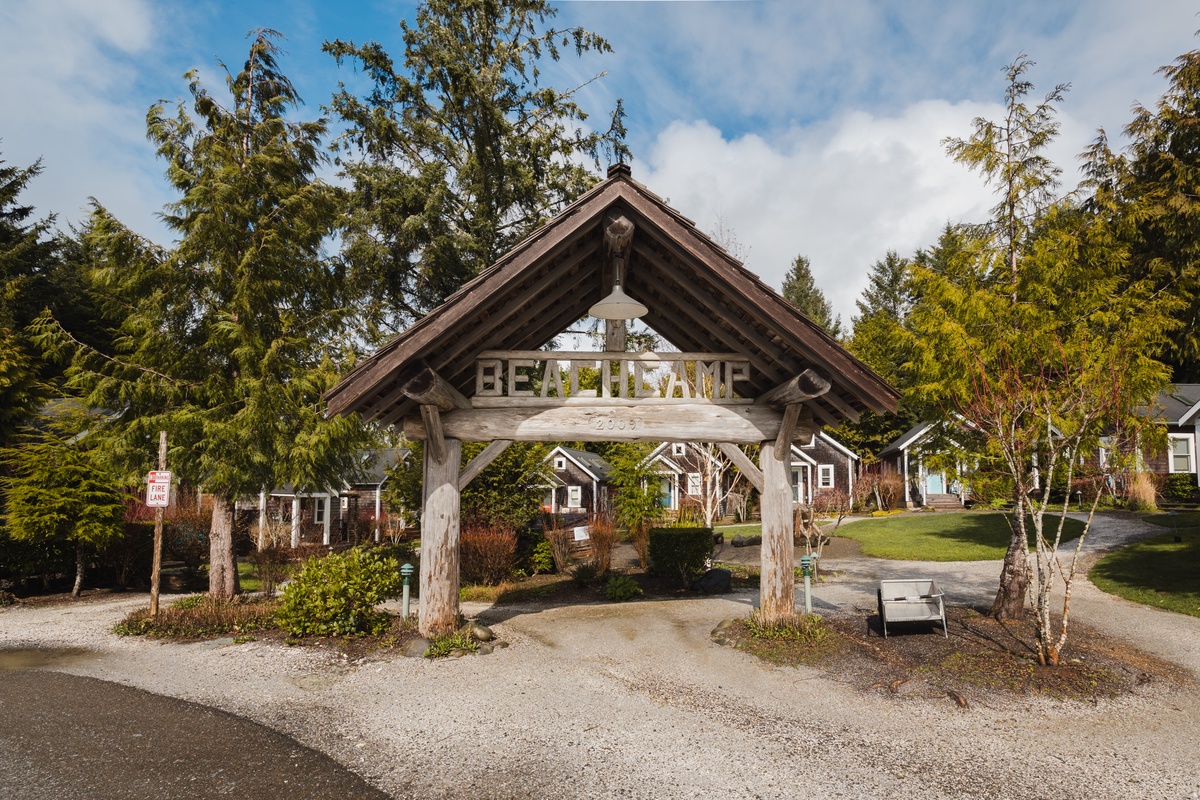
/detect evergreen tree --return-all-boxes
[910,57,1172,652]
[781,254,842,338]
[2,406,127,597]
[44,31,368,599]
[0,153,58,446]
[325,0,629,340]
[855,250,912,321]
[1084,39,1200,380]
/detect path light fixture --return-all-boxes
[401,562,414,619]
[589,253,647,320]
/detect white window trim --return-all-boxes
[672,442,686,456]
[553,456,567,471]
[313,496,326,524]
[567,485,583,508]
[1168,433,1195,474]
[687,472,702,495]
[817,465,835,489]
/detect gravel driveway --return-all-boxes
[2,512,1198,799]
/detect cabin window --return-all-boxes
[543,489,555,510]
[553,456,567,471]
[817,465,834,489]
[1169,435,1194,473]
[672,442,686,457]
[791,469,803,503]
[687,473,702,495]
[313,497,326,524]
[567,485,582,508]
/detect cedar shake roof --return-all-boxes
[325,164,900,428]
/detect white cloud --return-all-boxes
[640,102,1008,326]
[0,0,170,238]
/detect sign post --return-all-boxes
[147,433,169,619]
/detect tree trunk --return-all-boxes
[989,518,1029,619]
[419,438,462,637]
[208,494,238,599]
[71,542,86,598]
[758,441,797,624]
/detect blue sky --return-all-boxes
[2,0,1198,324]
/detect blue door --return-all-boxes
[926,472,945,494]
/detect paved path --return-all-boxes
[0,670,390,800]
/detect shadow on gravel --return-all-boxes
[0,671,391,800]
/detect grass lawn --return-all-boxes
[836,512,1086,562]
[1091,530,1200,617]
[1144,512,1200,529]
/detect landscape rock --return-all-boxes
[400,637,431,658]
[692,568,732,595]
[470,623,494,642]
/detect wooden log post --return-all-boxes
[419,436,462,637]
[758,440,797,625]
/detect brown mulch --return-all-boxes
[732,606,1189,706]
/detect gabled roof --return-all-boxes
[1158,384,1200,425]
[547,445,611,482]
[879,422,935,457]
[325,164,899,428]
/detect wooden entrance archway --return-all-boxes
[326,165,898,636]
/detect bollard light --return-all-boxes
[799,555,814,615]
[401,563,414,620]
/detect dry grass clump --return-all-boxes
[115,594,278,638]
[1125,472,1158,511]
[587,513,619,576]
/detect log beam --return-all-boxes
[458,439,513,490]
[758,369,832,409]
[402,366,471,412]
[420,437,461,636]
[773,404,817,460]
[759,440,797,625]
[403,404,797,445]
[717,443,763,493]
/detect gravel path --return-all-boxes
[2,512,1199,799]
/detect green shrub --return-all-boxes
[525,536,555,575]
[604,574,643,602]
[425,630,479,658]
[276,547,403,637]
[1163,473,1198,502]
[648,527,713,588]
[569,561,599,587]
[745,611,832,644]
[0,590,17,607]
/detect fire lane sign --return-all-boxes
[147,470,171,508]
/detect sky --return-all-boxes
[2,0,1198,327]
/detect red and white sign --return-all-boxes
[147,471,171,508]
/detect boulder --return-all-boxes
[692,568,732,595]
[401,636,431,658]
[469,622,494,642]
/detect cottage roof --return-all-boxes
[324,164,899,429]
[548,445,612,482]
[1158,384,1200,425]
[879,422,934,457]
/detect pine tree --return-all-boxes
[781,254,842,338]
[47,31,368,598]
[325,0,629,339]
[1084,39,1200,380]
[2,406,127,597]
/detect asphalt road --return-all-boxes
[0,669,391,800]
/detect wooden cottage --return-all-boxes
[544,445,612,517]
[324,164,898,634]
[789,431,859,504]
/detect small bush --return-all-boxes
[249,546,292,599]
[460,523,518,585]
[529,539,555,574]
[276,547,403,637]
[587,514,619,576]
[604,574,643,602]
[0,590,17,607]
[569,561,599,587]
[425,630,479,658]
[648,527,713,589]
[1162,473,1197,502]
[165,495,212,579]
[115,595,277,638]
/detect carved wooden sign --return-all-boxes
[473,351,751,406]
